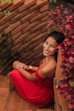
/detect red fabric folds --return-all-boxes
[35,71,44,80]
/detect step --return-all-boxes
[0,87,9,111]
[0,75,9,87]
[0,76,54,111]
[6,91,24,111]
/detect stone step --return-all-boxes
[0,76,54,111]
[0,75,9,87]
[6,91,24,111]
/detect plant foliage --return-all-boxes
[0,0,12,4]
[48,5,74,109]
[49,0,57,3]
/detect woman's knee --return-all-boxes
[8,69,19,78]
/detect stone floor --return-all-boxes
[0,75,54,111]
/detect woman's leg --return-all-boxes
[8,69,18,91]
[9,79,15,91]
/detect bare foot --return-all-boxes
[9,79,15,91]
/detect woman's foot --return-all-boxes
[9,80,15,91]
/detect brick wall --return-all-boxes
[0,0,49,75]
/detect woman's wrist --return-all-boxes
[15,65,23,70]
[29,65,33,70]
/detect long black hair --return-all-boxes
[44,31,65,44]
[44,31,65,61]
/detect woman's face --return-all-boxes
[43,37,58,57]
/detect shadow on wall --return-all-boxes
[64,0,74,4]
[0,34,19,75]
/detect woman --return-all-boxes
[8,31,65,107]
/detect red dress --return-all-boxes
[9,61,54,107]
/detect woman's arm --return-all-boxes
[28,65,38,71]
[12,59,56,80]
[13,61,38,71]
[17,67,37,81]
[13,61,27,69]
[38,59,56,78]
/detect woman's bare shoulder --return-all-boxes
[48,58,56,67]
[38,58,56,78]
[44,58,56,72]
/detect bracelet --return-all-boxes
[29,65,33,70]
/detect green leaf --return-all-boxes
[49,0,57,3]
[49,0,53,3]
[7,0,13,4]
[69,81,74,87]
[53,0,57,3]
[0,0,12,4]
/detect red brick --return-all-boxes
[13,0,23,5]
[24,31,40,43]
[30,58,41,66]
[41,15,49,22]
[6,37,12,44]
[0,87,9,111]
[30,13,42,22]
[18,0,36,12]
[0,2,11,10]
[26,40,41,51]
[33,33,47,43]
[0,21,10,31]
[10,9,29,23]
[12,32,22,41]
[13,35,25,44]
[20,42,30,50]
[37,109,52,111]
[33,42,43,51]
[30,12,48,22]
[29,5,40,12]
[40,4,49,12]
[33,47,41,54]
[7,91,23,111]
[0,37,4,44]
[20,32,30,42]
[11,22,29,35]
[36,0,48,8]
[4,21,21,34]
[0,2,5,8]
[21,10,39,23]
[7,0,24,11]
[20,50,32,59]
[0,12,5,19]
[20,50,31,59]
[29,0,48,12]
[20,109,33,111]
[0,10,18,26]
[26,58,34,65]
[27,52,36,60]
[41,26,48,33]
[34,52,43,59]
[21,52,34,63]
[23,21,40,33]
[0,48,6,55]
[31,22,46,33]
[0,69,3,75]
[11,43,22,52]
[16,44,29,54]
[18,50,26,57]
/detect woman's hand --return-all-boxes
[13,61,19,69]
[12,61,38,71]
[13,61,29,70]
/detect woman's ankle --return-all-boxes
[9,80,15,91]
